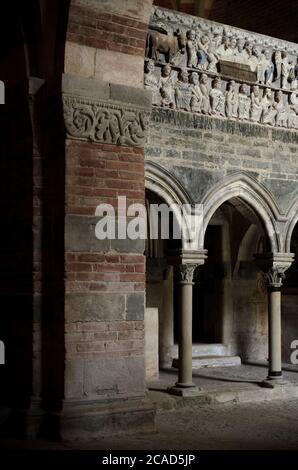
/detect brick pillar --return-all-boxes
[61,74,154,437]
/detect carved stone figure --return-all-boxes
[146,29,187,64]
[281,51,291,89]
[250,85,262,122]
[175,68,191,111]
[238,84,250,120]
[160,64,175,108]
[225,37,238,61]
[273,50,282,82]
[225,80,238,118]
[288,92,298,128]
[186,30,197,68]
[210,77,225,116]
[144,60,160,105]
[249,46,262,73]
[274,90,288,127]
[239,41,253,65]
[216,36,231,59]
[189,72,202,112]
[199,73,210,114]
[196,34,218,72]
[237,38,245,54]
[261,88,277,125]
[258,49,274,84]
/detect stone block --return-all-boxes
[64,42,96,78]
[145,307,159,379]
[65,292,126,322]
[95,49,144,88]
[110,83,152,109]
[64,358,84,399]
[126,292,145,321]
[65,215,110,252]
[83,356,145,398]
[62,73,109,100]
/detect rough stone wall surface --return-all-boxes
[146,110,298,212]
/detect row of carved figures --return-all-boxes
[146,29,298,90]
[144,62,298,129]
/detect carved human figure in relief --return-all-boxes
[288,92,298,129]
[225,80,238,118]
[189,72,203,113]
[199,73,210,114]
[160,64,175,108]
[186,30,198,68]
[274,90,288,127]
[274,50,282,82]
[197,34,218,72]
[144,60,160,105]
[250,85,262,122]
[249,46,262,74]
[210,77,225,116]
[281,51,291,89]
[259,49,274,85]
[225,37,238,62]
[238,84,250,120]
[216,36,231,60]
[175,68,191,111]
[261,88,276,126]
[239,41,253,65]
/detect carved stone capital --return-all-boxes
[63,94,150,147]
[175,264,197,284]
[255,253,294,290]
[266,265,288,289]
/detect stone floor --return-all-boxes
[2,364,298,450]
[147,363,298,408]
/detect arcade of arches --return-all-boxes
[0,0,298,439]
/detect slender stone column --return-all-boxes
[266,267,286,379]
[167,249,207,397]
[176,263,197,387]
[255,253,294,384]
[160,266,174,368]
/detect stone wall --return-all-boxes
[145,108,298,362]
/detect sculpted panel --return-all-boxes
[144,6,298,131]
[63,96,149,147]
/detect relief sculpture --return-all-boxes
[144,7,298,131]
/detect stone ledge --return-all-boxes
[151,108,298,143]
[62,74,152,110]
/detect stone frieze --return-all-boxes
[144,7,298,131]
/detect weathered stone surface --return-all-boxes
[145,308,159,378]
[83,356,145,398]
[65,215,110,253]
[110,83,152,109]
[64,42,96,78]
[261,178,298,213]
[62,73,109,100]
[126,292,145,321]
[65,293,126,322]
[95,50,145,88]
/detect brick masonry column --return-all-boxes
[61,73,153,435]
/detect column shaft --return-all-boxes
[268,289,282,378]
[177,281,194,387]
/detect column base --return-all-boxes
[168,384,203,397]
